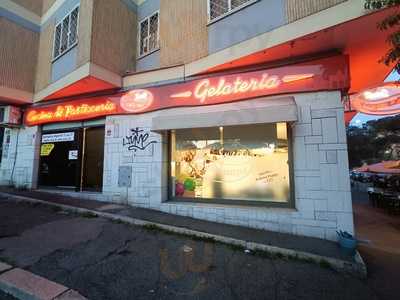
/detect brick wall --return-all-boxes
[0,17,39,93]
[91,0,137,75]
[159,0,208,67]
[102,90,353,241]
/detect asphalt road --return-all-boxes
[0,197,378,300]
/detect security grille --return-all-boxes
[53,24,61,58]
[60,16,70,53]
[149,13,159,51]
[139,18,149,56]
[138,11,159,57]
[52,6,79,60]
[208,0,253,21]
[69,7,79,46]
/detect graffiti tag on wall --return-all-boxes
[122,127,157,152]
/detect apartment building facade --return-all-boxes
[0,0,394,240]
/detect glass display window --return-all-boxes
[170,123,292,205]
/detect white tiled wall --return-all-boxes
[0,126,40,188]
[101,91,354,241]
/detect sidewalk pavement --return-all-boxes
[0,188,366,278]
[353,196,400,300]
[0,261,86,300]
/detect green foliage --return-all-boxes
[365,0,400,9]
[79,211,98,218]
[347,114,400,168]
[365,0,400,74]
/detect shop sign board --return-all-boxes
[25,56,349,126]
[42,132,75,143]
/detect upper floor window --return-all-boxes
[138,11,159,58]
[53,6,79,61]
[0,126,4,165]
[208,0,255,22]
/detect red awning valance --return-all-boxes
[25,55,349,126]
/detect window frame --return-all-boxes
[167,123,295,208]
[137,10,160,59]
[52,4,80,62]
[0,127,4,166]
[207,0,259,24]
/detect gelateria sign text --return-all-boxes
[24,56,349,126]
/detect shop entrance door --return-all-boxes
[39,125,105,192]
[39,130,80,189]
[82,127,104,192]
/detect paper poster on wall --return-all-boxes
[42,132,75,143]
[40,144,55,156]
[68,150,78,160]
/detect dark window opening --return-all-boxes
[38,126,104,192]
[0,127,4,165]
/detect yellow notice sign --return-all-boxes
[40,144,55,156]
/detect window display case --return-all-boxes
[170,123,292,205]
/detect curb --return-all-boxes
[0,191,367,279]
[0,261,87,300]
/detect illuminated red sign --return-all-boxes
[172,73,315,103]
[26,99,118,125]
[350,82,400,115]
[120,89,154,112]
[25,55,349,126]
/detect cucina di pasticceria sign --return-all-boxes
[26,101,117,125]
[24,55,350,126]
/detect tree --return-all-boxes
[347,114,400,168]
[364,0,400,74]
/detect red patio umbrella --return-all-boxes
[354,161,400,174]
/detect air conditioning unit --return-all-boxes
[0,106,22,127]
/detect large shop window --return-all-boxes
[38,126,104,192]
[170,123,292,205]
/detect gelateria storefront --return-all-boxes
[24,55,354,240]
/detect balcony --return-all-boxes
[34,0,138,102]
